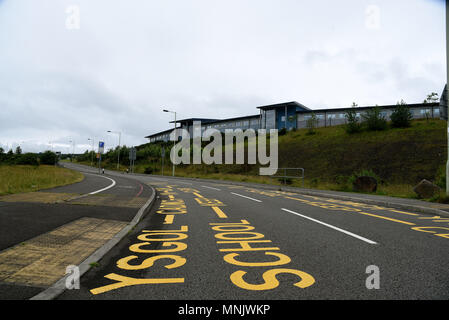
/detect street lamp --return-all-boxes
[88,138,94,167]
[107,130,121,170]
[163,109,177,176]
[69,140,75,161]
[446,0,449,195]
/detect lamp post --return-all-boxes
[107,130,121,170]
[163,109,177,176]
[446,0,449,195]
[88,138,94,167]
[69,140,75,161]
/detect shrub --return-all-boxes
[144,167,153,174]
[345,105,362,134]
[16,153,39,166]
[278,128,287,136]
[362,107,387,131]
[39,151,57,165]
[391,100,412,128]
[306,113,319,135]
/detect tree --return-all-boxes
[345,102,362,134]
[391,99,413,128]
[15,146,22,155]
[424,92,439,104]
[362,106,387,131]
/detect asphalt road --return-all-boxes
[0,163,153,300]
[57,166,449,300]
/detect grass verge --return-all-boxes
[0,165,84,195]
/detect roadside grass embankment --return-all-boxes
[0,165,84,196]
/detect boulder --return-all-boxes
[353,176,377,193]
[413,179,440,199]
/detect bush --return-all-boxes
[362,107,387,131]
[16,153,39,166]
[348,169,381,186]
[391,100,412,128]
[39,151,57,165]
[345,106,362,134]
[278,128,287,136]
[144,167,153,174]
[306,113,319,135]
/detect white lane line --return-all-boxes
[231,192,262,203]
[89,176,116,195]
[202,185,221,191]
[281,208,378,245]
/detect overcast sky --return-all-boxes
[0,0,446,153]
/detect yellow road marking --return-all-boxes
[193,192,205,199]
[389,209,419,216]
[90,273,184,295]
[358,212,415,225]
[212,206,228,218]
[164,215,175,224]
[284,196,416,225]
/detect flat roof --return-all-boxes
[145,128,174,139]
[204,114,260,125]
[169,118,220,125]
[295,102,439,113]
[257,101,310,111]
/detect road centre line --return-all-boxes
[281,208,378,245]
[231,192,262,203]
[201,185,221,191]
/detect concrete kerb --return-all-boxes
[29,185,157,300]
[130,172,449,219]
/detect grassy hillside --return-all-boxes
[80,119,447,199]
[278,119,446,185]
[0,165,84,195]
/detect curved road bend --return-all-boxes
[57,166,449,300]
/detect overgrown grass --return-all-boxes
[0,165,84,195]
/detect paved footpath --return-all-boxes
[0,163,153,300]
[56,166,449,300]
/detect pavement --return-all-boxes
[0,163,153,300]
[48,164,449,300]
